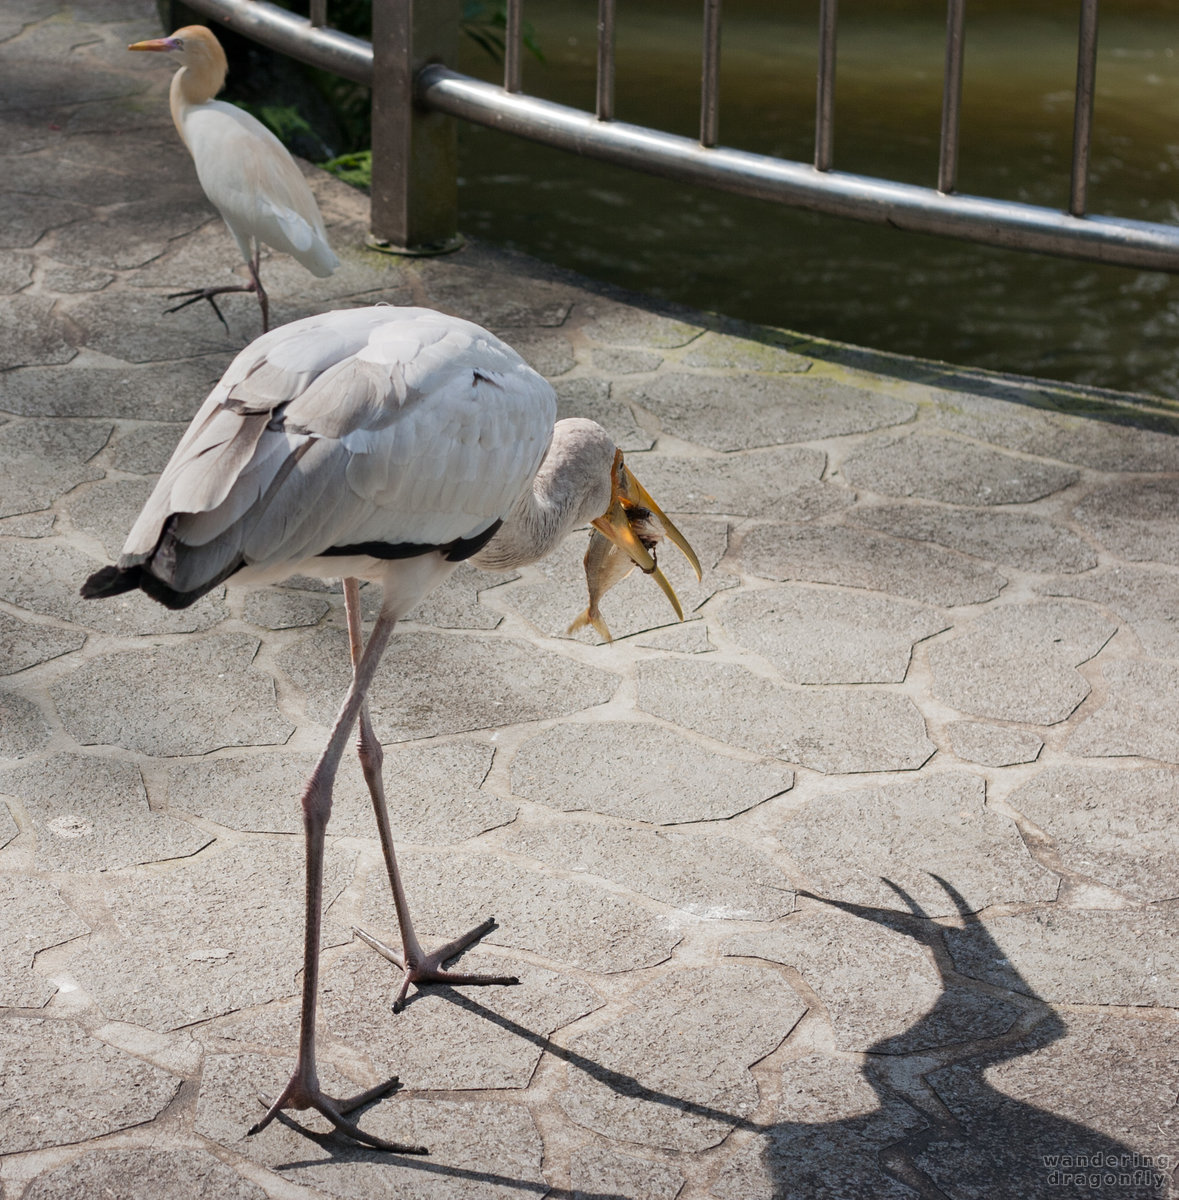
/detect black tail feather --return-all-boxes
[80,562,232,610]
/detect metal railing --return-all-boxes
[176,0,1179,270]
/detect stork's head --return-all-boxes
[128,25,228,97]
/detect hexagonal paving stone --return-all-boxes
[578,298,702,348]
[637,657,935,774]
[68,839,356,1031]
[620,373,915,452]
[626,445,852,522]
[51,633,293,757]
[241,586,330,630]
[1067,659,1179,763]
[510,721,794,824]
[842,432,1079,505]
[1006,765,1179,902]
[164,741,511,843]
[1043,564,1179,661]
[741,524,1006,607]
[0,295,75,371]
[920,1014,1178,1198]
[558,964,807,1150]
[852,502,1097,574]
[0,688,50,758]
[943,904,1179,1006]
[0,876,88,1008]
[946,721,1043,767]
[1072,478,1179,565]
[0,752,210,871]
[0,418,109,517]
[0,610,85,675]
[402,561,510,631]
[780,772,1058,915]
[502,818,795,921]
[21,1149,268,1200]
[721,584,948,683]
[556,376,652,453]
[928,600,1116,725]
[727,908,1020,1054]
[0,1018,179,1153]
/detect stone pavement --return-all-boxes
[1,2,1177,1198]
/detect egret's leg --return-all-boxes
[250,608,426,1154]
[341,578,519,1013]
[248,247,270,333]
[163,247,267,333]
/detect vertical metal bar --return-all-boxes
[596,0,616,121]
[938,0,966,194]
[814,0,837,171]
[369,0,462,253]
[504,0,523,93]
[309,0,327,29]
[700,0,722,147]
[1070,0,1099,217]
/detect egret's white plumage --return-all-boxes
[81,304,699,1152]
[130,25,338,331]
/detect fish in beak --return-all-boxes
[569,450,702,642]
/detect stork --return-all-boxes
[82,305,700,1150]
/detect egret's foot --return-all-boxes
[164,284,255,331]
[353,921,521,1013]
[249,1071,427,1154]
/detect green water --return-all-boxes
[454,1,1179,398]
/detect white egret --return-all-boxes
[81,305,700,1150]
[128,25,339,333]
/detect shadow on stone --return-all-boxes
[750,878,1174,1200]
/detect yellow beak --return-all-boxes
[128,37,180,52]
[590,450,703,621]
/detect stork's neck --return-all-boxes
[472,419,615,572]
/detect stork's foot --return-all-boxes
[249,1069,427,1153]
[353,921,521,1013]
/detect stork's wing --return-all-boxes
[120,306,557,600]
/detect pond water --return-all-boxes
[454,1,1179,398]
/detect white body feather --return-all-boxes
[173,80,338,277]
[178,97,338,276]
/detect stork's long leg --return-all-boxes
[342,578,519,1013]
[250,606,426,1154]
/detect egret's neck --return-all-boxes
[168,57,224,138]
[472,419,615,572]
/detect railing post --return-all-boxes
[369,0,462,254]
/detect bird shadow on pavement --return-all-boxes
[272,876,1173,1199]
